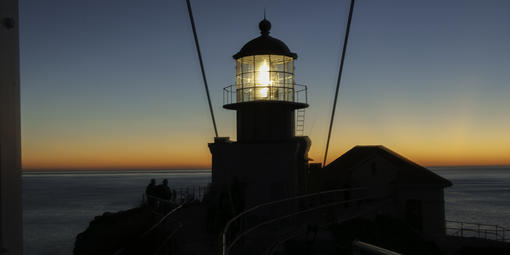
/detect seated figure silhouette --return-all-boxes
[155,179,172,211]
[145,179,157,207]
[157,179,172,200]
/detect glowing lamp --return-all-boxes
[235,54,295,101]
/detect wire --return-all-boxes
[185,0,219,137]
[323,0,356,167]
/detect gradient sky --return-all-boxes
[19,0,510,170]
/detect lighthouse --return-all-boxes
[209,19,311,210]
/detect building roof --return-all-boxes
[324,145,452,188]
[233,19,297,59]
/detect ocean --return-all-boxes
[22,167,510,255]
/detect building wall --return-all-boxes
[235,103,297,142]
[0,0,23,254]
[347,156,446,236]
[209,137,309,208]
[397,187,446,236]
[349,155,398,198]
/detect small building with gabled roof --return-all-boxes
[315,145,452,237]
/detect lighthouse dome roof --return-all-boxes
[233,19,297,59]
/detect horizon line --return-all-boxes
[21,164,510,172]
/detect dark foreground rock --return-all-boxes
[74,206,153,255]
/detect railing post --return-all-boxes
[305,86,308,104]
[352,240,360,255]
[222,229,227,255]
[478,224,480,238]
[460,222,463,237]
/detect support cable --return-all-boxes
[185,0,219,137]
[323,0,356,167]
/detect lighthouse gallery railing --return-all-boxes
[223,84,308,105]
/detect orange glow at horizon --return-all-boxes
[22,129,510,170]
[21,104,510,170]
[21,129,213,170]
[309,114,510,167]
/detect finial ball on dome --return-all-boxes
[259,19,271,35]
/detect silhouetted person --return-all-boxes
[157,179,171,200]
[146,179,157,207]
[154,179,172,212]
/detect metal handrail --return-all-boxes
[226,195,385,255]
[222,187,367,255]
[154,222,183,255]
[141,203,185,238]
[445,220,509,242]
[144,184,208,204]
[112,202,186,255]
[264,199,392,255]
[353,240,401,255]
[223,84,308,105]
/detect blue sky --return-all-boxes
[19,0,510,169]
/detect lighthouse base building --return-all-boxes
[209,136,310,210]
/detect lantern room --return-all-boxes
[224,18,307,108]
[223,18,308,142]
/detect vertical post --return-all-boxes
[305,86,308,103]
[352,241,360,255]
[222,231,227,255]
[1,0,23,254]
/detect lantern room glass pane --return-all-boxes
[235,55,294,102]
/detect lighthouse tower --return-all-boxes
[209,19,311,210]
